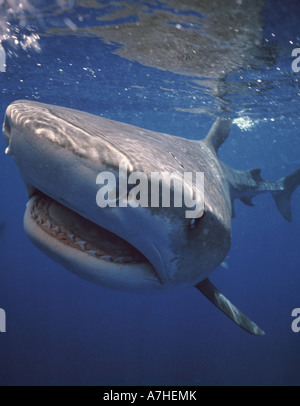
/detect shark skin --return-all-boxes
[3,100,300,335]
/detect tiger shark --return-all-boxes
[3,100,300,335]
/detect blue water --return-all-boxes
[0,0,300,386]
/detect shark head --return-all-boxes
[3,100,231,293]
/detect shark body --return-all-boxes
[3,100,300,335]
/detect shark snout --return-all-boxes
[3,100,34,156]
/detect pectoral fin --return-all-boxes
[195,278,265,336]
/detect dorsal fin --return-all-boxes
[204,117,232,154]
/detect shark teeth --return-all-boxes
[30,195,143,265]
[99,255,112,261]
[114,256,125,263]
[87,250,97,256]
[74,240,87,250]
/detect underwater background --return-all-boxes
[0,0,300,386]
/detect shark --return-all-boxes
[3,100,300,335]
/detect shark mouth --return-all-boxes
[23,188,162,292]
[27,191,148,265]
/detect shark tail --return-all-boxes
[272,168,300,222]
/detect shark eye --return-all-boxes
[189,218,196,229]
[188,212,205,230]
